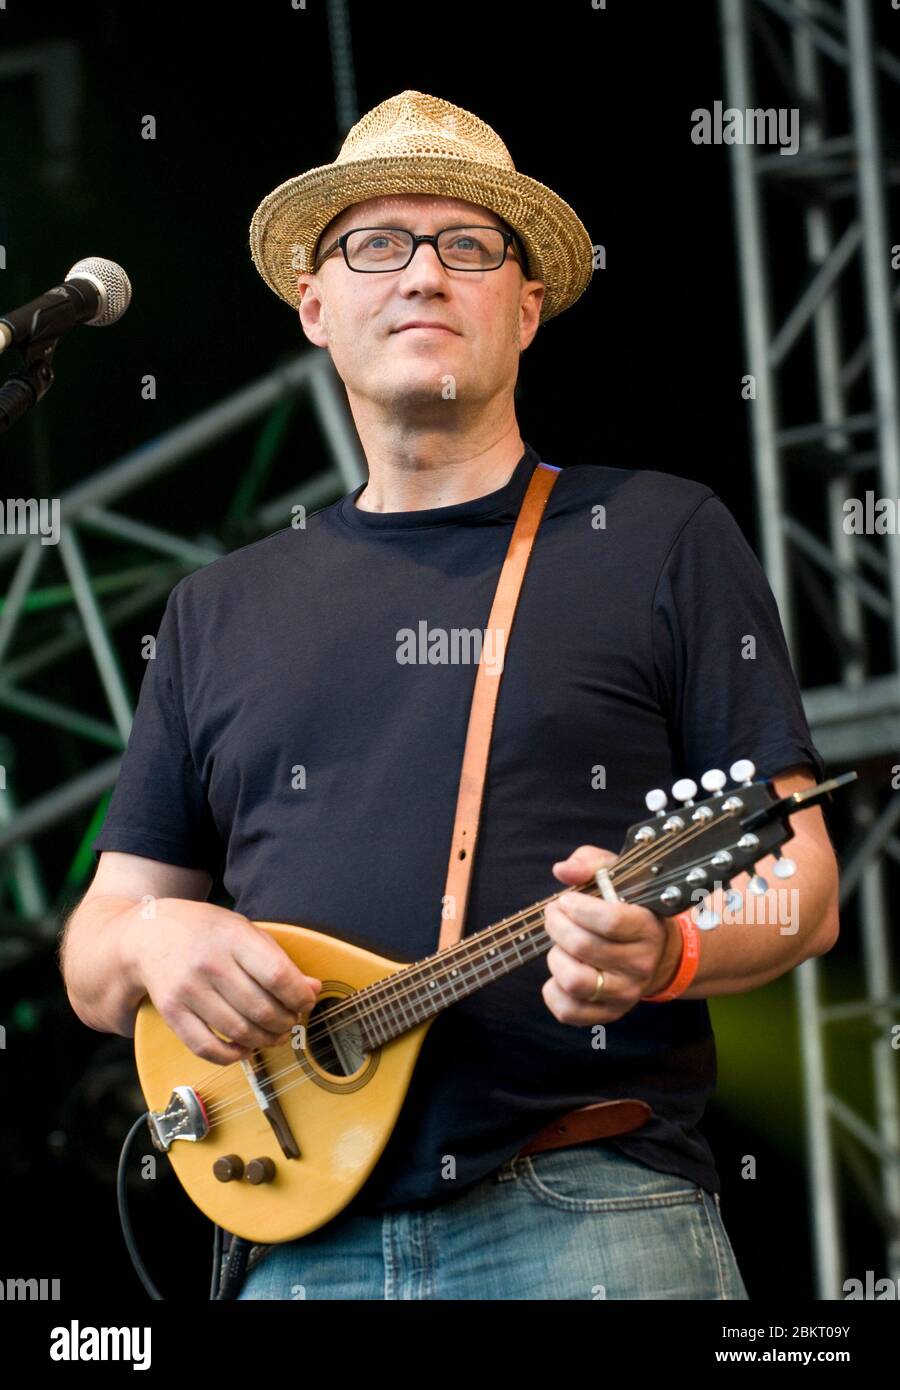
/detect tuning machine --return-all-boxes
[694,905,721,930]
[730,759,756,786]
[772,847,797,879]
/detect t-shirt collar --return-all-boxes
[336,442,542,530]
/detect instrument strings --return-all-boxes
[195,810,737,1123]
[195,813,694,1106]
[198,812,728,1118]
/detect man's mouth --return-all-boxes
[393,322,457,334]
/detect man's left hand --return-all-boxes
[542,845,681,1025]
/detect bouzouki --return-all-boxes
[134,762,855,1244]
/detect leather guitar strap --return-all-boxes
[439,459,559,951]
[439,459,650,1152]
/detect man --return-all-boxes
[60,90,839,1300]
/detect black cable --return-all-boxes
[215,1233,253,1300]
[118,1111,251,1299]
[116,1112,164,1299]
[210,1222,225,1299]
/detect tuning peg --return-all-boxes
[645,789,668,814]
[748,874,768,895]
[773,856,796,879]
[672,778,698,805]
[724,889,743,913]
[729,759,756,786]
[695,907,721,929]
[700,769,726,795]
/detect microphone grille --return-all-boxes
[65,257,132,326]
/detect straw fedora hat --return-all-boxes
[248,89,594,325]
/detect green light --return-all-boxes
[12,1000,40,1032]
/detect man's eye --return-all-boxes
[360,233,403,250]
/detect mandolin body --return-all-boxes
[134,921,430,1244]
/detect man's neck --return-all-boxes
[353,429,526,514]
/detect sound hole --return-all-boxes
[304,993,367,1078]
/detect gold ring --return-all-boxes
[589,969,605,1002]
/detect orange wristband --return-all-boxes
[642,910,701,1002]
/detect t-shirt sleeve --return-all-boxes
[92,579,225,874]
[651,493,826,786]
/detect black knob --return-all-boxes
[213,1154,244,1182]
[246,1156,277,1185]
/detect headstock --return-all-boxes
[612,760,856,927]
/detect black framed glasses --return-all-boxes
[312,225,528,275]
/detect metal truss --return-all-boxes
[0,351,365,948]
[719,0,900,1295]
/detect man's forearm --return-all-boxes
[658,836,839,1000]
[59,896,148,1037]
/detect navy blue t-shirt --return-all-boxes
[93,441,825,1208]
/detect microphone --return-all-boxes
[0,257,132,353]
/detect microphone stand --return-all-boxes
[0,337,58,433]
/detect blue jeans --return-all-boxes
[233,1140,749,1300]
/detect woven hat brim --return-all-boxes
[249,156,594,324]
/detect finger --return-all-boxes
[547,892,651,946]
[169,1005,257,1066]
[546,944,635,1003]
[208,964,310,1040]
[551,845,618,885]
[544,914,654,979]
[185,983,297,1052]
[233,929,322,1012]
[541,974,625,1027]
[544,904,606,963]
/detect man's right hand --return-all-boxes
[123,898,322,1064]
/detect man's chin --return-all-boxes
[374,376,464,409]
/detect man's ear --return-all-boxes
[518,280,543,352]
[296,275,329,349]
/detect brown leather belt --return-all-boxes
[516,1098,652,1157]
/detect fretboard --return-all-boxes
[351,883,597,1051]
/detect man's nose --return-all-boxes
[397,240,451,286]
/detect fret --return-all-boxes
[507,926,532,967]
[481,936,504,983]
[355,997,384,1052]
[444,956,464,1002]
[409,966,435,1022]
[367,995,389,1049]
[429,959,460,1006]
[464,937,497,987]
[424,963,454,1013]
[394,974,417,1029]
[379,981,405,1039]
